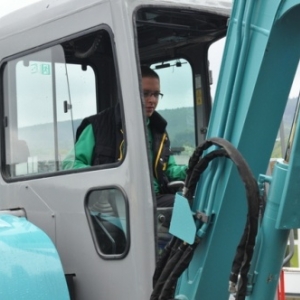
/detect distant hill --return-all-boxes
[18,107,195,159]
[18,119,82,159]
[17,100,297,160]
[158,107,194,148]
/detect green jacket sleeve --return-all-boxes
[62,124,95,169]
[165,155,187,181]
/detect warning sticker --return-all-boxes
[196,89,203,105]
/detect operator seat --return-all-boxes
[9,139,30,176]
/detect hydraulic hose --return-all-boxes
[150,241,188,300]
[151,137,260,300]
[153,237,178,288]
[159,243,198,300]
[189,138,260,300]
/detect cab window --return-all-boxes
[2,29,121,178]
[85,187,129,258]
[152,59,195,165]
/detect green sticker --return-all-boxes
[30,63,51,75]
[40,63,51,75]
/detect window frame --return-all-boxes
[1,24,125,182]
[84,185,130,260]
[150,58,196,165]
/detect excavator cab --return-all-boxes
[0,1,231,299]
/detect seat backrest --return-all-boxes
[9,139,30,176]
[11,139,30,164]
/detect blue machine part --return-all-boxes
[169,193,196,245]
[246,160,290,299]
[0,214,69,300]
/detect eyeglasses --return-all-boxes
[143,91,164,100]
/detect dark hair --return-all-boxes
[141,65,159,79]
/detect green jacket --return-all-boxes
[63,109,186,194]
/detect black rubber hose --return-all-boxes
[150,242,188,300]
[151,137,260,300]
[185,138,260,299]
[153,236,178,288]
[205,138,260,300]
[185,148,229,201]
[159,243,198,300]
[184,139,215,201]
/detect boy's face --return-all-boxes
[142,76,160,117]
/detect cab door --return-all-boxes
[1,5,155,300]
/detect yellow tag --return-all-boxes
[196,89,202,105]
